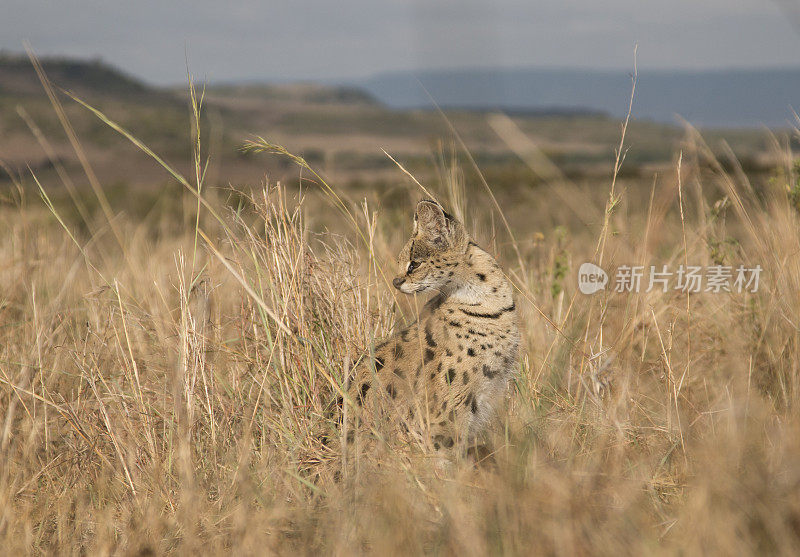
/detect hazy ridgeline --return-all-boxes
[2,80,800,555]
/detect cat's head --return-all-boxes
[392,200,469,294]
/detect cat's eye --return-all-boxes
[406,260,420,274]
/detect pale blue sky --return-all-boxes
[3,0,800,84]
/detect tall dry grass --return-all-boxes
[2,70,800,554]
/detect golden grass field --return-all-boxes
[2,68,800,555]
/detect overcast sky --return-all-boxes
[3,0,800,84]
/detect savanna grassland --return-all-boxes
[2,55,800,555]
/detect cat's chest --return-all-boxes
[433,311,518,373]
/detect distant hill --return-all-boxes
[354,67,800,128]
[0,54,378,110]
[0,53,167,101]
[0,53,788,195]
[6,53,798,128]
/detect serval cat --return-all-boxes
[337,200,520,463]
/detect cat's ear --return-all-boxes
[414,200,464,249]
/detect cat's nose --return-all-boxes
[392,277,405,289]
